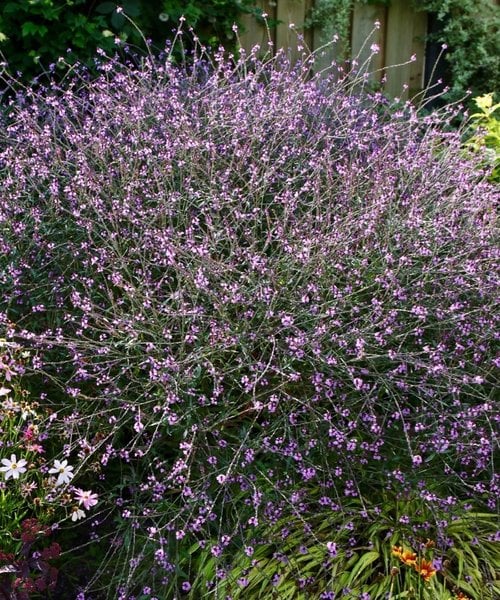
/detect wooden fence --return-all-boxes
[239,0,428,99]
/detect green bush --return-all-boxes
[464,93,500,182]
[0,0,114,80]
[0,0,258,83]
[415,0,500,102]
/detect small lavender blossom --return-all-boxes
[412,455,423,467]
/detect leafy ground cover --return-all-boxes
[0,26,498,600]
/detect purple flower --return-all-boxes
[326,542,337,557]
[412,455,423,467]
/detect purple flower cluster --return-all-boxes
[0,43,498,596]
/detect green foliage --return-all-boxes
[138,0,260,46]
[306,1,390,60]
[305,0,355,58]
[464,93,500,182]
[0,0,258,82]
[178,492,499,599]
[0,0,112,79]
[414,0,500,102]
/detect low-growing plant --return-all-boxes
[0,518,60,600]
[0,29,498,598]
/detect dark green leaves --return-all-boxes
[96,2,117,14]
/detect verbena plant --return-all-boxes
[0,25,498,599]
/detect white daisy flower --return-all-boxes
[71,507,86,522]
[49,459,74,486]
[0,454,28,480]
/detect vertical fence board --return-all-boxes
[276,0,308,63]
[240,1,277,55]
[312,0,344,75]
[408,10,427,98]
[350,3,387,81]
[311,31,341,75]
[303,0,314,52]
[384,0,418,99]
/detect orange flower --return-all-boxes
[455,593,471,600]
[400,549,418,566]
[392,545,417,566]
[416,558,437,582]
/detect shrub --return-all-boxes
[0,0,119,82]
[414,0,500,103]
[0,36,498,597]
[0,0,259,83]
